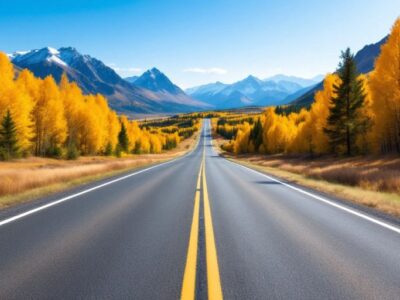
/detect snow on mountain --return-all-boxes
[10,47,67,67]
[9,47,208,114]
[186,74,312,109]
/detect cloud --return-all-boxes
[183,67,227,75]
[108,63,142,75]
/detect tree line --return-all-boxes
[219,18,400,156]
[0,56,199,160]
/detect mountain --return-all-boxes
[133,68,209,108]
[186,75,313,109]
[124,75,139,83]
[354,36,388,74]
[265,74,322,88]
[8,47,206,114]
[289,36,388,107]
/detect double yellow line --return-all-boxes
[181,137,223,300]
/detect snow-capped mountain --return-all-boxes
[8,47,207,114]
[135,68,184,94]
[133,68,210,108]
[186,74,312,109]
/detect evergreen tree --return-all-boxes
[249,118,263,152]
[324,48,367,155]
[104,142,113,156]
[0,110,19,160]
[118,121,129,152]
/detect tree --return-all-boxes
[118,121,129,152]
[293,74,340,155]
[0,110,19,160]
[32,76,67,156]
[369,18,400,153]
[249,118,263,152]
[324,48,367,155]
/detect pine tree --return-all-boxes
[0,110,19,160]
[118,121,129,152]
[324,48,367,155]
[249,118,263,152]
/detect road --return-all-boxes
[0,120,400,299]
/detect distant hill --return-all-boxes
[186,74,320,109]
[289,36,388,107]
[8,47,207,114]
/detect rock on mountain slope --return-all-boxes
[8,47,206,114]
[289,36,388,107]
[186,74,318,109]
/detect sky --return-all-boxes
[0,0,399,88]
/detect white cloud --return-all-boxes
[108,63,142,75]
[183,67,227,75]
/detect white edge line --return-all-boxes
[207,127,400,236]
[0,128,203,228]
[228,159,400,235]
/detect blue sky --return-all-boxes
[0,0,399,88]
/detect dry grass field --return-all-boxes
[212,135,400,217]
[0,132,198,209]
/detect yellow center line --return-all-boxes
[202,147,224,300]
[181,126,223,300]
[181,160,203,300]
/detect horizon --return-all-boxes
[4,45,326,89]
[1,1,399,88]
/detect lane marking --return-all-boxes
[203,134,224,300]
[181,160,203,300]
[0,130,203,228]
[228,160,400,235]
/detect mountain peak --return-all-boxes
[135,68,183,94]
[11,46,67,67]
[244,74,260,81]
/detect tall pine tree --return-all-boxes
[249,117,263,152]
[118,121,129,152]
[0,110,19,160]
[324,48,367,155]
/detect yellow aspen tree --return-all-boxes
[369,18,400,153]
[310,74,340,154]
[262,107,277,153]
[33,76,67,156]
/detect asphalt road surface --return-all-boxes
[0,120,400,299]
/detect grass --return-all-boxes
[0,132,199,210]
[212,135,400,218]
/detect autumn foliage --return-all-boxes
[216,18,400,157]
[0,55,199,159]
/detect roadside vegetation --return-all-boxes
[0,55,202,205]
[0,128,199,209]
[0,55,201,160]
[211,18,400,216]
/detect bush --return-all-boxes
[47,146,63,158]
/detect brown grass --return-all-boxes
[212,135,400,217]
[231,154,400,195]
[0,132,198,209]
